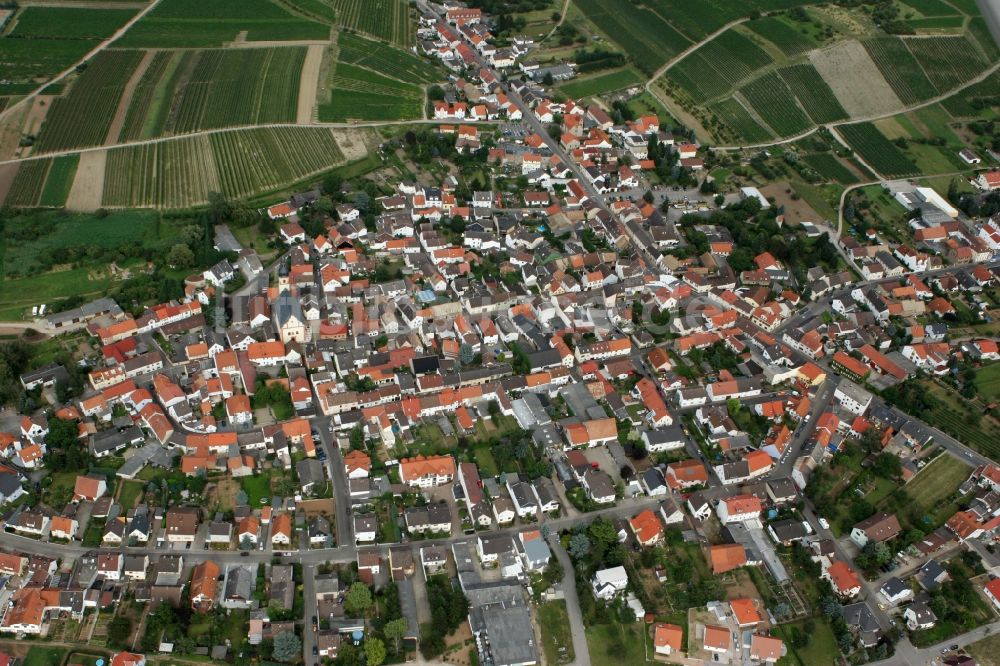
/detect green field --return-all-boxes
[974,363,1000,402]
[0,267,113,320]
[2,154,78,208]
[117,480,144,509]
[35,50,144,152]
[779,63,848,124]
[103,127,348,208]
[538,601,574,665]
[117,51,176,142]
[708,98,773,143]
[0,210,175,278]
[337,32,441,84]
[241,472,272,506]
[839,122,919,177]
[803,153,861,184]
[586,621,648,666]
[898,454,971,513]
[558,68,644,99]
[328,0,413,47]
[161,47,306,133]
[116,0,329,47]
[740,71,813,137]
[903,0,962,15]
[24,647,68,666]
[773,618,838,666]
[39,155,80,207]
[319,62,423,121]
[941,71,1000,117]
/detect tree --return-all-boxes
[235,489,249,505]
[166,243,195,268]
[383,618,408,652]
[344,581,373,616]
[271,631,301,662]
[872,452,902,479]
[365,638,387,666]
[568,533,591,559]
[107,615,132,648]
[240,535,254,550]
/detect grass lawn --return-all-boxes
[117,480,144,509]
[974,362,1000,402]
[586,621,648,666]
[0,267,113,321]
[968,632,1000,666]
[44,471,79,507]
[863,476,898,505]
[410,422,457,455]
[24,647,67,666]
[472,444,498,477]
[241,472,272,506]
[538,600,574,665]
[773,619,839,666]
[901,454,972,512]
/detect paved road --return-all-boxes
[315,418,353,547]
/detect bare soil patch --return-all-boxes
[760,182,823,225]
[0,163,18,204]
[297,44,324,124]
[809,39,903,117]
[105,49,156,144]
[0,104,29,160]
[333,128,371,162]
[65,149,106,211]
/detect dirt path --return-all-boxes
[231,39,329,48]
[21,95,53,144]
[105,49,156,145]
[296,44,324,124]
[65,149,106,211]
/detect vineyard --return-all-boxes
[802,153,861,184]
[905,35,990,92]
[862,37,937,105]
[39,156,80,207]
[329,0,413,47]
[779,64,848,124]
[941,71,1000,117]
[117,51,176,142]
[739,72,813,137]
[102,127,347,208]
[337,33,441,84]
[35,50,144,152]
[319,63,422,121]
[9,7,137,39]
[4,160,52,207]
[664,30,773,103]
[838,123,919,178]
[573,0,691,75]
[116,0,328,47]
[745,16,816,56]
[708,99,772,144]
[166,48,306,133]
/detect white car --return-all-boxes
[818,517,830,530]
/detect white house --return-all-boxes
[591,565,629,600]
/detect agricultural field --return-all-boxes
[905,35,991,92]
[573,0,692,76]
[664,30,773,104]
[802,153,861,184]
[739,72,813,137]
[862,37,938,105]
[941,71,1000,117]
[34,50,144,152]
[779,63,848,124]
[164,47,306,133]
[974,363,1000,403]
[284,0,338,23]
[9,7,137,40]
[745,16,817,55]
[319,62,423,122]
[4,159,52,208]
[557,68,644,99]
[838,122,919,177]
[328,0,413,47]
[39,156,80,207]
[707,98,772,144]
[337,32,441,84]
[117,51,176,142]
[103,127,348,208]
[116,0,329,48]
